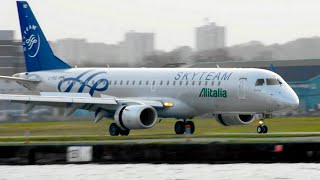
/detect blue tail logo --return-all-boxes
[17,1,71,72]
[22,24,40,58]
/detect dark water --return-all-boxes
[0,163,319,180]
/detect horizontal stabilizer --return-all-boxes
[0,75,40,83]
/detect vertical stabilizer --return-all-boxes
[17,1,71,72]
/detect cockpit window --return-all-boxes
[255,79,265,86]
[266,78,281,85]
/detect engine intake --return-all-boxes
[216,114,255,126]
[114,105,158,129]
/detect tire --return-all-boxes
[109,123,120,136]
[257,125,263,134]
[174,121,185,134]
[186,121,195,134]
[263,126,268,134]
[120,129,130,136]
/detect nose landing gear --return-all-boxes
[256,114,270,134]
[257,120,268,134]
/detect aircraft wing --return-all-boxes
[0,92,164,116]
[0,93,117,105]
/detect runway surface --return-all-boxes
[0,132,320,144]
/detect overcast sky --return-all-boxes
[1,0,320,51]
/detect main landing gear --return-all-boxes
[174,119,195,134]
[256,114,270,134]
[109,123,130,136]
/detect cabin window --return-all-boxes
[186,81,188,85]
[255,79,265,86]
[179,81,182,86]
[192,81,195,86]
[160,81,163,85]
[211,81,214,86]
[199,81,201,86]
[146,81,149,85]
[266,78,281,85]
[205,81,208,86]
[132,81,135,85]
[173,81,176,86]
[108,80,112,85]
[152,80,155,85]
[126,80,129,85]
[120,80,123,85]
[167,81,170,85]
[114,80,117,85]
[139,81,142,85]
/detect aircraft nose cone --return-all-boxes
[280,91,299,111]
[288,93,299,110]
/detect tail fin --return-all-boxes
[270,64,276,72]
[17,1,71,72]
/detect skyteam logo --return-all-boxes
[22,24,40,58]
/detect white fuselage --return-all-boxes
[16,67,299,119]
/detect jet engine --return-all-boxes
[114,105,158,129]
[216,114,255,126]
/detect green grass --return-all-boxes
[0,117,320,142]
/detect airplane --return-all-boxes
[0,1,299,136]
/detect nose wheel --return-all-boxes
[257,120,268,134]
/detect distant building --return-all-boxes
[0,30,30,96]
[86,43,122,66]
[0,30,25,76]
[171,46,193,62]
[122,31,155,66]
[196,22,225,51]
[52,38,88,66]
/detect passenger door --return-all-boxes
[238,78,247,100]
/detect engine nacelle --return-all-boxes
[216,114,255,126]
[114,105,158,129]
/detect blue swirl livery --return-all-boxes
[58,70,109,96]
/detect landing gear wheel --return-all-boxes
[257,125,264,134]
[263,125,268,134]
[186,121,195,134]
[174,121,185,134]
[109,123,120,136]
[119,129,130,136]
